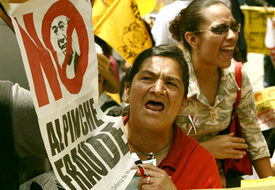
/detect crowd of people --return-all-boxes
[0,0,274,189]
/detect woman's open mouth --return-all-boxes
[145,100,164,112]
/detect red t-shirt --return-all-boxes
[159,126,222,189]
[123,117,221,189]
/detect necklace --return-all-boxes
[127,128,173,160]
[132,138,172,160]
[136,145,171,160]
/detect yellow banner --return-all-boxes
[254,86,275,131]
[241,177,275,188]
[241,6,275,54]
[93,0,152,64]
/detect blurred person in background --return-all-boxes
[230,0,248,63]
[151,0,193,45]
[97,53,122,116]
[0,3,29,89]
[0,2,50,188]
[0,80,47,189]
[263,0,275,88]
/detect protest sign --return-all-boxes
[254,86,275,131]
[8,0,134,189]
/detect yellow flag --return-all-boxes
[136,0,156,16]
[93,0,153,65]
[92,0,114,26]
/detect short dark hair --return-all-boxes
[169,0,227,51]
[127,44,189,98]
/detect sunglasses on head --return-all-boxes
[193,22,241,35]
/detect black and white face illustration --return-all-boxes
[51,15,80,79]
[51,16,68,54]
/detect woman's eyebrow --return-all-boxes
[140,70,182,84]
[139,70,156,76]
[165,75,182,85]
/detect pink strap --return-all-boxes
[234,61,242,108]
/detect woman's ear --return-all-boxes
[185,32,200,49]
[124,83,130,103]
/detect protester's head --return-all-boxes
[127,44,189,98]
[169,0,239,51]
[124,44,189,127]
[97,53,121,94]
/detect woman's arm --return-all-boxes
[12,84,47,158]
[253,157,273,178]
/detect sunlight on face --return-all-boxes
[127,56,185,129]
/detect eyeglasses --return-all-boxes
[193,22,241,35]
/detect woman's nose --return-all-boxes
[226,28,239,40]
[151,79,166,95]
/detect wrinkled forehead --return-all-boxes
[139,56,183,78]
[51,15,68,28]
